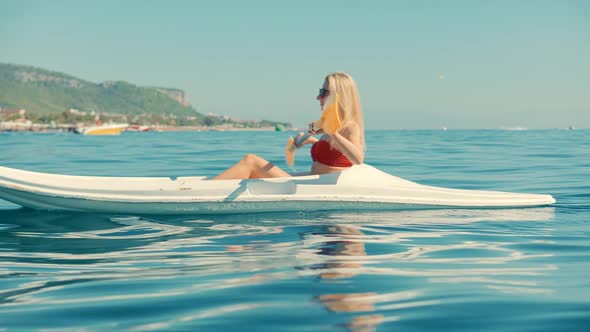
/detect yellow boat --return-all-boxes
[76,123,129,135]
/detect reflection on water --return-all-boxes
[300,218,554,332]
[0,207,565,330]
[311,225,385,332]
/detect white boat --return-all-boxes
[125,125,152,132]
[0,164,555,215]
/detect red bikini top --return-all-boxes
[310,140,353,167]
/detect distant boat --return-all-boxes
[74,113,128,135]
[125,125,152,132]
[500,126,528,131]
[75,123,129,135]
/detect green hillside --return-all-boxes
[0,63,199,117]
[0,63,292,128]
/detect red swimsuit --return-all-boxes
[310,140,353,167]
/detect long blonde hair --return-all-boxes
[325,72,365,148]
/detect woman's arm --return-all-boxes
[294,132,319,147]
[329,123,364,165]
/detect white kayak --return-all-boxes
[0,164,555,215]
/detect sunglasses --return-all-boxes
[318,88,330,98]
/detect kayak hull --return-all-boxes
[0,164,556,215]
[0,187,503,214]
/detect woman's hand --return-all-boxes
[308,121,324,135]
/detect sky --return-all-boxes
[1,0,589,129]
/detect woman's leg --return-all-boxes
[212,154,291,180]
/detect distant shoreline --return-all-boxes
[0,122,583,133]
[154,125,293,132]
[0,122,297,133]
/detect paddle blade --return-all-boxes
[285,136,296,167]
[316,93,342,135]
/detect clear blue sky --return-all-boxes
[1,0,589,129]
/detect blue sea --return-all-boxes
[0,129,588,331]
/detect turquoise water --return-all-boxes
[0,130,589,331]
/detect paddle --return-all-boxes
[315,92,342,135]
[285,93,342,168]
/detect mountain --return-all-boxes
[0,63,200,117]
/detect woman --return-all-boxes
[212,72,365,180]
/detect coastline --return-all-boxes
[153,125,286,132]
[0,121,295,133]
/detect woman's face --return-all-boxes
[317,80,330,109]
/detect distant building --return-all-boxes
[68,108,87,115]
[0,108,26,120]
[0,119,32,131]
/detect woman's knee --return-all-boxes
[242,153,262,166]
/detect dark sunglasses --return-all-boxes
[318,88,330,98]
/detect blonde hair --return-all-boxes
[325,72,365,149]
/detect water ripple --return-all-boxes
[0,130,589,331]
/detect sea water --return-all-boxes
[0,129,588,331]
